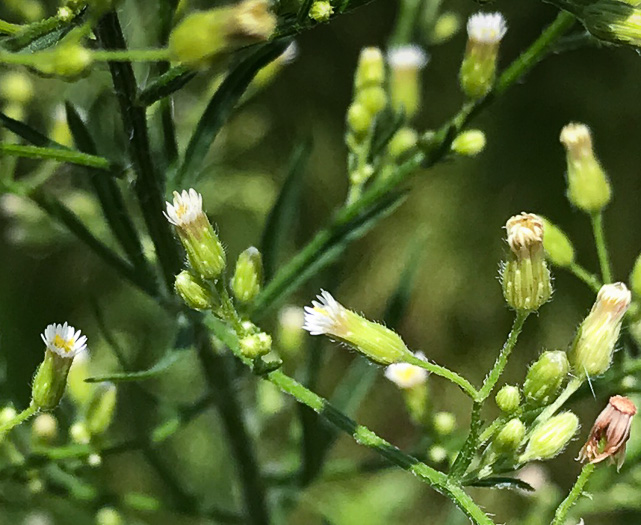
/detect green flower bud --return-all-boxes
[67,352,92,408]
[303,290,415,365]
[347,103,372,136]
[430,12,461,45]
[240,332,272,358]
[86,383,117,436]
[70,421,91,444]
[386,45,428,119]
[428,445,448,463]
[175,270,216,310]
[34,45,93,80]
[165,189,226,281]
[459,13,507,99]
[32,413,58,445]
[569,283,632,378]
[451,129,486,156]
[523,351,569,406]
[349,164,374,185]
[96,507,123,525]
[630,251,641,298]
[356,85,387,116]
[493,418,526,453]
[520,412,579,462]
[433,411,456,435]
[32,323,87,411]
[169,0,276,67]
[232,247,263,303]
[277,305,305,354]
[387,128,418,160]
[495,384,521,413]
[560,123,611,213]
[501,213,552,312]
[309,0,333,22]
[581,1,641,47]
[355,47,385,90]
[0,72,34,104]
[540,217,575,267]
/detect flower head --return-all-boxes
[579,395,637,470]
[560,123,593,159]
[386,45,429,70]
[41,322,87,359]
[384,352,429,389]
[165,189,204,228]
[303,290,349,336]
[466,12,507,44]
[506,212,544,256]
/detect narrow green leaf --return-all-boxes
[0,143,112,170]
[260,140,311,280]
[85,350,184,383]
[465,477,535,492]
[0,111,61,148]
[297,0,315,23]
[175,41,289,186]
[137,66,196,106]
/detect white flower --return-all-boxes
[386,44,429,70]
[41,322,87,358]
[467,12,507,44]
[384,352,429,389]
[303,290,349,337]
[164,189,204,227]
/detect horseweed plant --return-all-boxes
[2,0,641,524]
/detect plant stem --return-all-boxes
[448,402,483,480]
[0,404,38,436]
[406,354,478,399]
[551,463,595,525]
[590,212,612,284]
[91,48,171,62]
[478,311,529,401]
[531,376,583,430]
[0,143,112,170]
[568,262,602,293]
[0,19,22,35]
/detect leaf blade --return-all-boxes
[85,350,184,383]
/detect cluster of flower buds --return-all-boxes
[309,0,333,22]
[386,45,429,119]
[501,213,553,312]
[169,0,277,67]
[459,12,507,99]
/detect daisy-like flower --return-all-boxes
[579,395,637,470]
[386,45,429,70]
[41,322,87,359]
[165,188,226,280]
[303,290,414,365]
[384,352,429,389]
[466,12,507,44]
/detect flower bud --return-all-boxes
[520,412,579,462]
[430,12,461,45]
[303,290,415,365]
[240,332,272,359]
[501,213,552,312]
[309,0,333,22]
[169,0,276,67]
[459,12,507,99]
[386,45,429,119]
[433,411,456,435]
[384,352,429,389]
[347,103,372,137]
[175,270,216,310]
[231,247,263,303]
[67,352,92,408]
[277,305,305,354]
[630,251,641,298]
[495,384,521,414]
[32,414,58,445]
[569,283,632,378]
[354,47,385,90]
[356,85,387,116]
[387,128,418,160]
[581,1,641,47]
[540,217,575,267]
[70,421,90,444]
[34,45,93,80]
[32,323,87,411]
[523,351,569,406]
[451,129,486,156]
[86,383,117,436]
[493,418,526,453]
[428,445,448,463]
[165,189,226,281]
[96,507,123,525]
[560,123,611,213]
[0,72,34,105]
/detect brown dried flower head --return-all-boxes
[578,395,637,470]
[505,212,544,258]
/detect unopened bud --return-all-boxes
[433,411,456,435]
[495,384,521,414]
[240,332,272,358]
[0,72,34,104]
[428,445,448,463]
[581,1,641,47]
[86,383,117,436]
[570,283,631,378]
[451,129,486,156]
[387,127,418,160]
[493,418,526,453]
[67,352,92,407]
[277,305,305,353]
[520,412,579,462]
[232,247,263,303]
[35,45,93,80]
[431,12,461,45]
[96,507,123,525]
[560,123,611,213]
[386,45,428,118]
[309,0,333,22]
[356,85,387,116]
[355,47,385,90]
[540,217,575,267]
[347,103,372,136]
[523,351,569,406]
[165,189,226,280]
[501,213,552,311]
[70,421,91,444]
[459,12,507,99]
[175,270,216,310]
[32,414,58,444]
[303,290,415,365]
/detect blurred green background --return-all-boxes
[2,0,641,524]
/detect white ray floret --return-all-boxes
[164,188,204,227]
[303,290,349,337]
[467,12,507,44]
[387,44,429,70]
[41,322,87,358]
[384,352,429,389]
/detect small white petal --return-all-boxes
[41,322,88,359]
[467,12,507,44]
[387,45,429,69]
[165,188,204,227]
[385,354,429,389]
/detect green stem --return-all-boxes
[568,262,602,293]
[0,19,21,35]
[531,376,583,430]
[478,312,529,401]
[449,402,483,480]
[389,0,424,45]
[590,212,612,283]
[91,48,172,62]
[406,354,478,399]
[0,143,112,170]
[551,463,595,525]
[0,405,38,436]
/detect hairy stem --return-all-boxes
[407,354,478,399]
[551,463,595,525]
[0,404,38,436]
[590,212,612,284]
[531,376,583,430]
[568,262,602,293]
